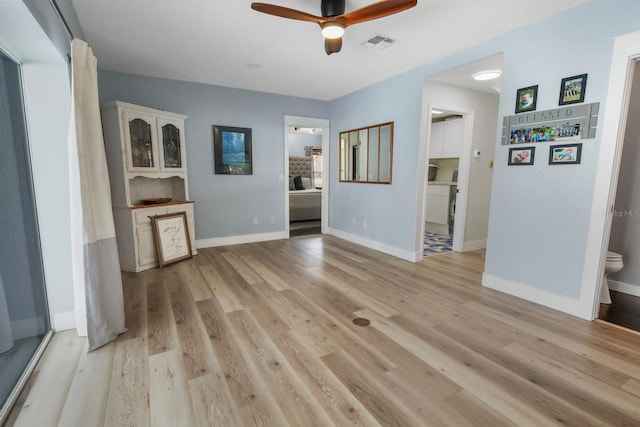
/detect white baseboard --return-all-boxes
[52,310,76,332]
[196,231,288,249]
[327,227,420,262]
[463,239,486,251]
[608,279,640,297]
[196,228,420,262]
[482,272,589,320]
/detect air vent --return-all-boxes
[362,35,396,50]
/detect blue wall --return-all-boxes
[98,72,329,238]
[289,132,321,157]
[329,70,425,252]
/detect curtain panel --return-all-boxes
[69,39,125,351]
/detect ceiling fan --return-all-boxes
[251,0,417,55]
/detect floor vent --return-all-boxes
[353,318,371,327]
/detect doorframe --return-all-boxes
[583,30,640,319]
[420,103,474,255]
[283,115,330,236]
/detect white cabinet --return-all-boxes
[425,184,451,236]
[136,222,157,268]
[102,101,196,272]
[429,121,445,159]
[429,118,463,159]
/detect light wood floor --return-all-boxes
[7,235,640,426]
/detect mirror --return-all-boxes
[339,122,393,184]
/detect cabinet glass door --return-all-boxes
[162,124,182,169]
[129,118,155,168]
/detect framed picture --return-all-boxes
[508,146,535,165]
[515,85,538,114]
[559,73,587,105]
[213,125,252,175]
[151,212,193,268]
[549,143,582,165]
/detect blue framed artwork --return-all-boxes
[213,125,253,175]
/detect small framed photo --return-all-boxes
[151,211,193,268]
[549,143,582,165]
[508,146,535,165]
[515,85,538,114]
[213,125,253,175]
[559,74,587,105]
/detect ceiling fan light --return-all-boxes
[472,70,502,81]
[321,24,344,39]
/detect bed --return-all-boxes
[289,156,321,222]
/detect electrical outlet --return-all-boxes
[253,217,259,225]
[362,220,367,228]
[269,216,275,224]
[351,218,356,225]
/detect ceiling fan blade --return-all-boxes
[324,37,343,55]
[343,0,417,26]
[251,3,322,23]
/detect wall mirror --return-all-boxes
[339,122,393,184]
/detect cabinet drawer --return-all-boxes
[166,203,193,215]
[426,184,450,196]
[134,206,167,224]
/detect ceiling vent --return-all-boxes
[362,35,396,50]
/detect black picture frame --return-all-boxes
[515,85,538,114]
[508,146,535,165]
[559,73,587,105]
[549,143,582,165]
[213,125,253,175]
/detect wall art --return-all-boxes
[213,125,253,175]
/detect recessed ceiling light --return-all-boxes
[432,110,444,114]
[246,63,262,69]
[473,70,501,81]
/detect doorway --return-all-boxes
[596,59,640,332]
[583,30,640,322]
[424,108,469,255]
[0,50,52,421]
[284,116,330,237]
[419,54,502,258]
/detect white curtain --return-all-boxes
[68,39,125,351]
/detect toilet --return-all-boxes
[600,251,624,304]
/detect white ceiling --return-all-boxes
[70,0,590,101]
[428,54,504,95]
